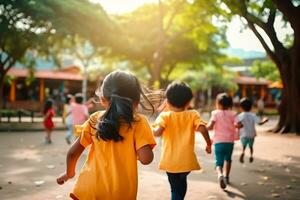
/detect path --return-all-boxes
[0,119,299,200]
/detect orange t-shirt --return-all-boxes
[72,111,156,200]
[155,110,206,173]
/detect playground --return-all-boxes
[0,118,299,200]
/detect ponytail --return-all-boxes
[96,94,135,142]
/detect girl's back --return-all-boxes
[72,111,155,200]
[211,109,237,143]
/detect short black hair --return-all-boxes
[240,98,252,111]
[65,94,73,104]
[165,81,193,108]
[216,93,233,109]
[75,93,83,104]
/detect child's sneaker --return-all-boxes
[249,156,254,163]
[239,153,244,163]
[218,175,227,189]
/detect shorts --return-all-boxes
[214,143,234,167]
[241,137,255,148]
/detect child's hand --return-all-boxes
[57,173,71,185]
[205,145,212,154]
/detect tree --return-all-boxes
[0,0,113,106]
[220,0,300,133]
[108,0,227,87]
[251,60,280,81]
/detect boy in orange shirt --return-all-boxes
[153,81,212,200]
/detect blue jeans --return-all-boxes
[65,124,73,140]
[167,172,190,200]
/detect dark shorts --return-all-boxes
[214,143,234,167]
[241,137,255,148]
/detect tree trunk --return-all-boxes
[274,44,300,134]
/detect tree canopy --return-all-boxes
[0,0,114,103]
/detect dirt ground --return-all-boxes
[0,118,300,200]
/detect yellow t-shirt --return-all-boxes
[72,111,156,200]
[155,110,206,173]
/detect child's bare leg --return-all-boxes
[45,130,52,143]
[249,147,254,162]
[224,161,232,177]
[239,146,245,163]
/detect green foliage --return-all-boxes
[0,0,113,75]
[251,60,280,81]
[179,65,238,92]
[106,0,228,86]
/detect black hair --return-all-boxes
[94,71,154,142]
[165,81,193,108]
[75,93,83,104]
[240,98,252,112]
[65,94,73,104]
[216,93,233,109]
[43,99,53,114]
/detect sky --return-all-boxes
[97,0,293,52]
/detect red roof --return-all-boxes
[7,68,83,81]
[234,76,270,85]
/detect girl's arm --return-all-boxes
[153,126,165,137]
[206,121,215,130]
[137,145,154,165]
[197,125,212,154]
[57,138,85,185]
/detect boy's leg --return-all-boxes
[240,138,248,163]
[167,172,190,200]
[249,139,255,162]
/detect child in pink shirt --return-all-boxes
[207,93,241,189]
[71,93,89,126]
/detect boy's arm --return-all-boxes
[258,117,269,125]
[153,126,165,137]
[57,138,85,185]
[235,121,243,129]
[197,125,212,153]
[137,144,154,165]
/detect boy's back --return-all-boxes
[237,112,259,138]
[156,110,206,172]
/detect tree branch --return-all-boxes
[245,18,280,66]
[164,0,185,33]
[272,0,298,28]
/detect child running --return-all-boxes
[237,98,268,163]
[153,81,212,200]
[56,71,156,200]
[43,99,55,144]
[206,93,241,189]
[63,94,74,144]
[71,93,89,128]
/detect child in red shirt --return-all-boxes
[43,99,55,144]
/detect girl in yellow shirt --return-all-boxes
[57,71,156,200]
[153,81,212,200]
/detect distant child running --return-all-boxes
[63,94,74,144]
[207,93,241,189]
[56,71,156,200]
[153,81,212,200]
[43,99,55,144]
[71,93,89,128]
[237,98,268,163]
